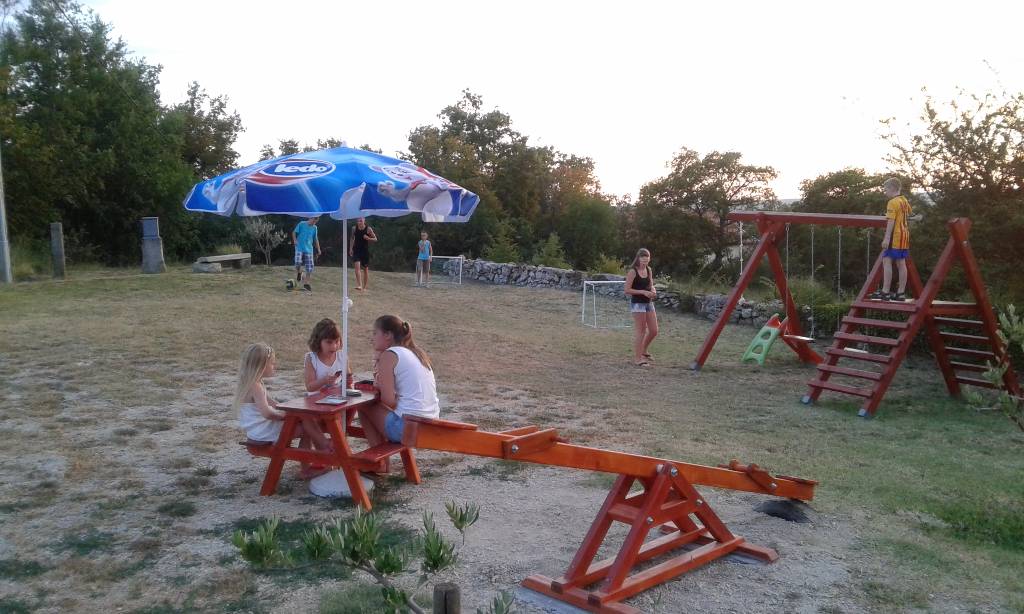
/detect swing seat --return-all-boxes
[784,334,815,343]
[779,318,824,365]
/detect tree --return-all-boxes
[883,89,1024,300]
[406,93,504,258]
[0,0,196,263]
[540,153,601,235]
[964,304,1024,432]
[277,138,301,156]
[243,217,287,265]
[481,221,520,263]
[556,193,619,270]
[429,89,523,171]
[259,137,353,159]
[406,90,611,265]
[790,168,904,292]
[166,81,243,180]
[635,148,776,274]
[531,232,570,269]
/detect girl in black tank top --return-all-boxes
[630,266,652,303]
[625,248,659,366]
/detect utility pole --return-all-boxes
[0,142,12,284]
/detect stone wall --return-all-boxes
[453,258,794,327]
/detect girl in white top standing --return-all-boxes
[234,343,330,478]
[358,315,440,446]
[304,318,353,392]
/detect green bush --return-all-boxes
[214,243,244,256]
[808,302,852,337]
[531,233,570,269]
[63,228,101,265]
[10,240,50,280]
[784,275,838,307]
[368,246,410,273]
[482,221,521,264]
[588,253,625,275]
[482,237,520,264]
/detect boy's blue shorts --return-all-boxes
[883,248,909,260]
[384,412,404,443]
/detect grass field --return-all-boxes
[0,265,1021,613]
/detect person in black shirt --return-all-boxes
[349,217,378,291]
[624,248,659,366]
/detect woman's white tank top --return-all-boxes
[387,346,439,419]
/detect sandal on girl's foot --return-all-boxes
[634,360,651,367]
[643,353,654,362]
[868,290,889,300]
[890,292,906,301]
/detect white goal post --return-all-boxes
[415,255,464,286]
[581,280,631,329]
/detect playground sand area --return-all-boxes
[1,266,1022,613]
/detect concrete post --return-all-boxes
[141,217,166,274]
[50,222,65,279]
[0,143,12,284]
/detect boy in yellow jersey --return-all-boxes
[869,177,913,301]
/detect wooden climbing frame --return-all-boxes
[402,416,817,613]
[692,212,1021,417]
[803,217,1021,416]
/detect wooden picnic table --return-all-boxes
[246,386,420,510]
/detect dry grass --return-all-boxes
[1,264,1022,613]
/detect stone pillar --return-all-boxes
[50,222,65,279]
[141,217,166,274]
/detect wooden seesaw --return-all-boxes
[401,415,817,613]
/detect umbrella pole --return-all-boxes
[341,217,349,388]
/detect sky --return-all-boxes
[87,0,1024,199]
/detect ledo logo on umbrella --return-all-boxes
[248,159,336,186]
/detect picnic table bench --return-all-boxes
[193,253,251,272]
[242,386,420,509]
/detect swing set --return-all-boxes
[694,211,1021,417]
[733,212,872,358]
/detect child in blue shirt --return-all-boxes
[291,217,321,292]
[415,230,433,286]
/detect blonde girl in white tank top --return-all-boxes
[233,343,331,478]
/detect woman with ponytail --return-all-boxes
[358,315,440,446]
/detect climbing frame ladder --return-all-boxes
[802,218,1021,417]
[402,416,817,613]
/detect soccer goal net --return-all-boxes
[415,255,464,286]
[581,280,631,329]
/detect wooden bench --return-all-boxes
[240,440,273,457]
[195,253,252,270]
[241,440,409,469]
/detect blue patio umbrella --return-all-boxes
[184,146,480,382]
